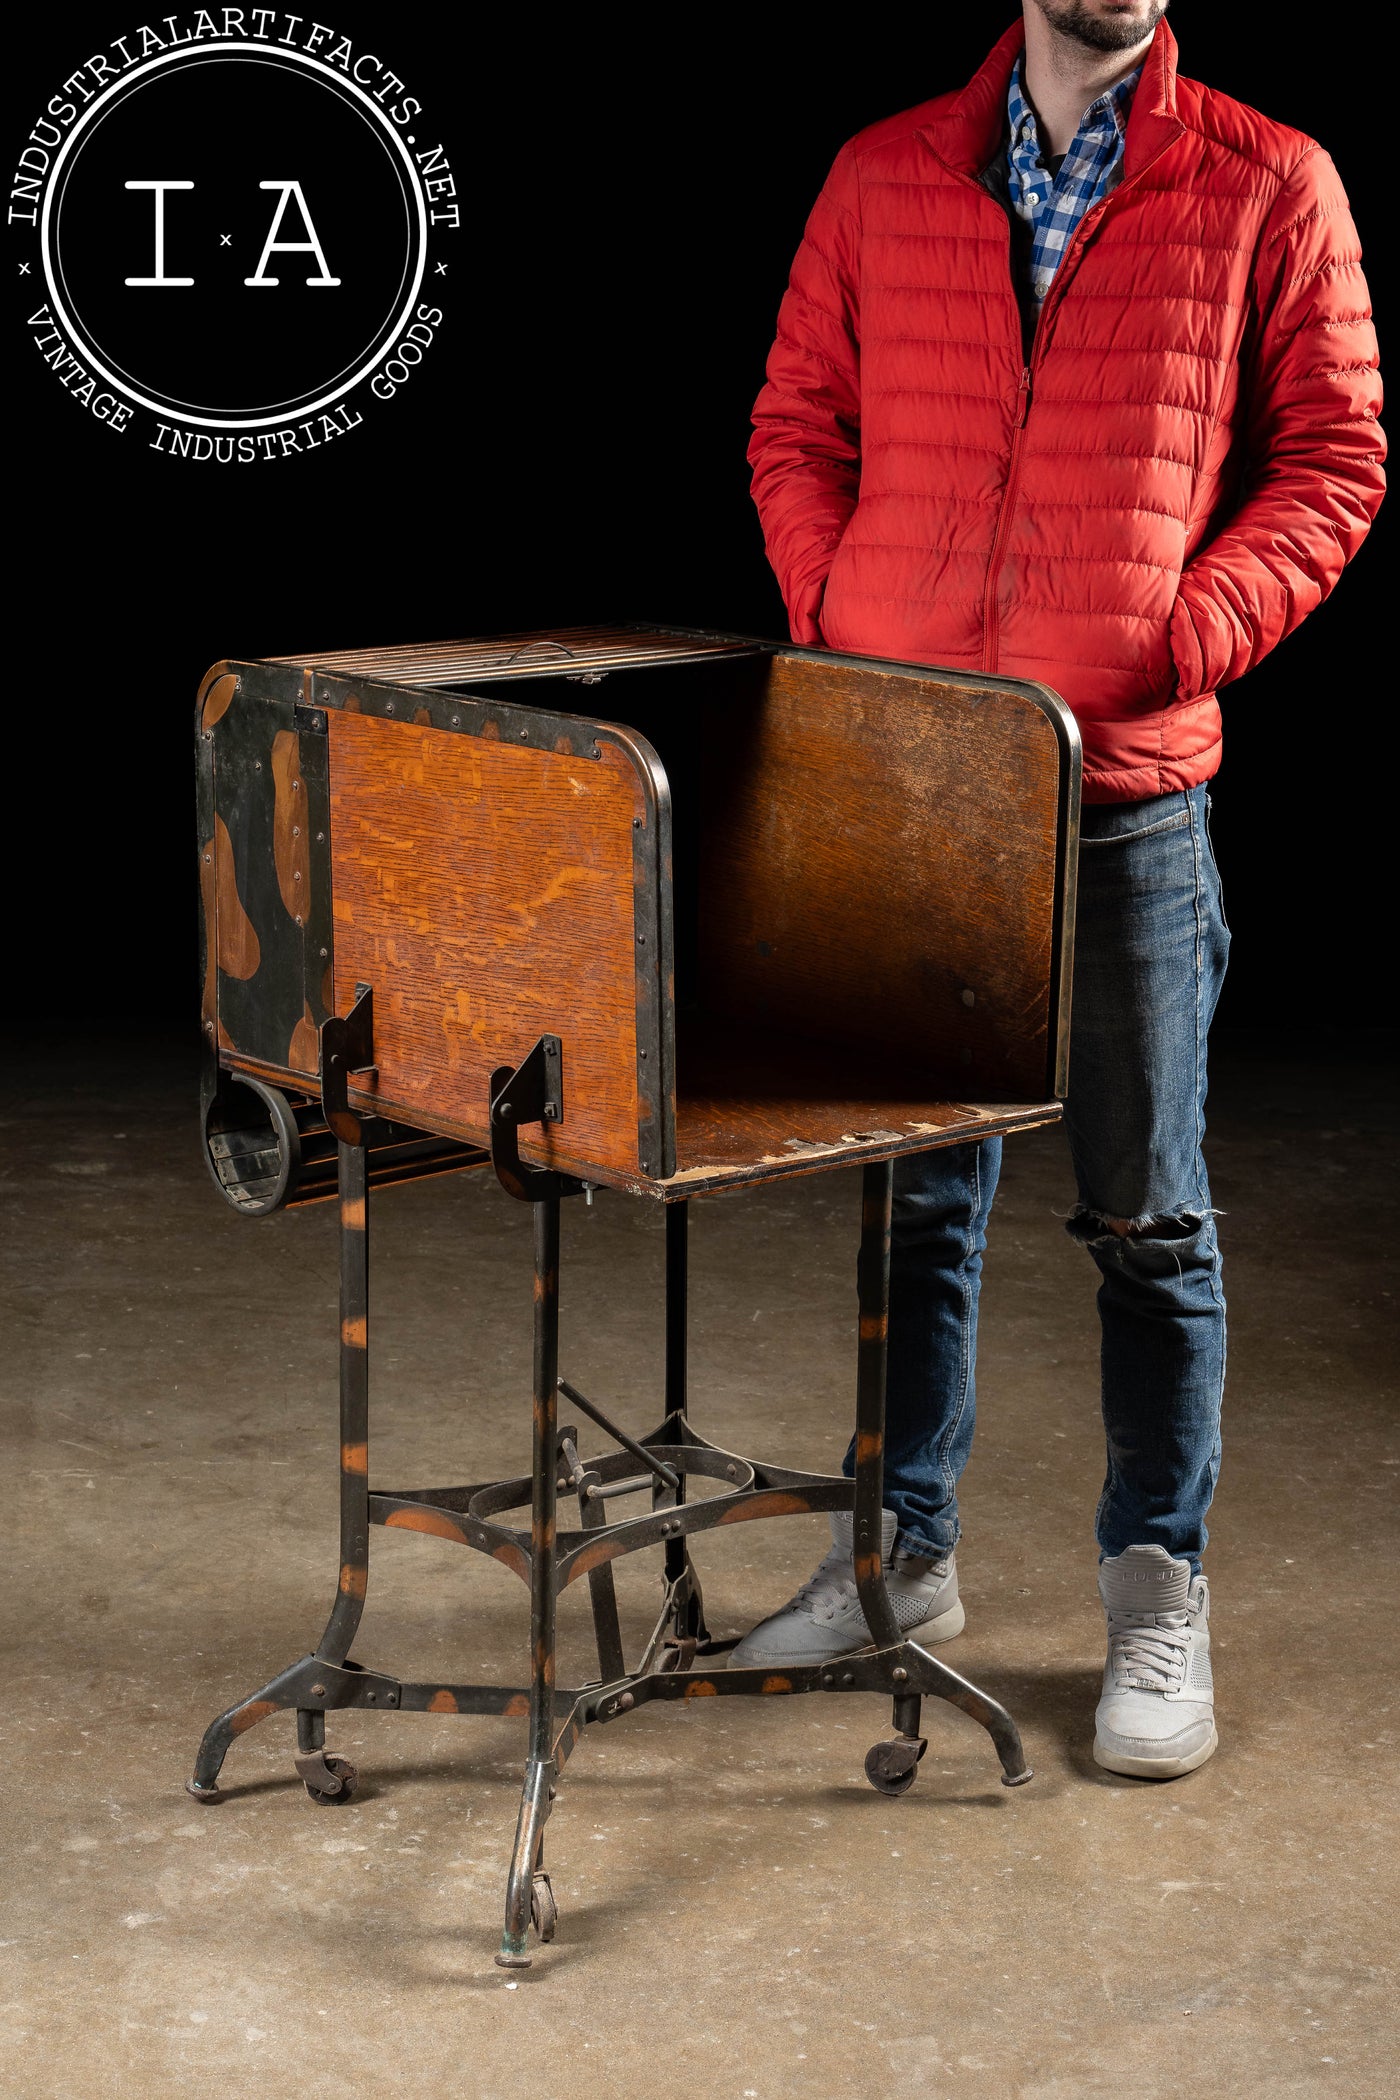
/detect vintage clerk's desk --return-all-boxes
[189,624,1080,1966]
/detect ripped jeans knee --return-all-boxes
[1067,1204,1211,1246]
[1066,1203,1224,1292]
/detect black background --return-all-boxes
[6,3,1389,1035]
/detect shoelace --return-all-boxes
[1108,1609,1191,1692]
[793,1550,860,1622]
[792,1548,951,1622]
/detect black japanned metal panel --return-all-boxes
[204,662,334,1078]
[296,706,336,1038]
[209,662,305,1068]
[194,667,222,1047]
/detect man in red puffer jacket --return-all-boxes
[732,1,1383,1777]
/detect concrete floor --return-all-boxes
[1,1032,1396,2100]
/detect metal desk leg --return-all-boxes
[293,1137,373,1795]
[186,1132,371,1804]
[852,1160,930,1794]
[662,1200,709,1649]
[663,1200,689,1592]
[497,1193,562,1968]
[323,1138,372,1664]
[848,1156,1033,1798]
[852,1160,902,1651]
[665,1199,688,1417]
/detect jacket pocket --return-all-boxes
[789,567,828,646]
[815,523,860,646]
[1169,580,1234,702]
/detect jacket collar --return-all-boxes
[919,16,1183,180]
[1121,18,1185,177]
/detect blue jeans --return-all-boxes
[846,785,1230,1575]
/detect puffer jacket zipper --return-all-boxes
[981,356,1034,668]
[970,102,1190,674]
[981,194,1106,671]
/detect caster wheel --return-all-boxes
[864,1736,926,1797]
[303,1755,359,1805]
[185,1778,224,1804]
[530,1871,558,1944]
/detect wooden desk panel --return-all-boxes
[699,654,1070,1101]
[327,712,651,1177]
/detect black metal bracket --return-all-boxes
[489,1036,584,1203]
[320,984,377,1145]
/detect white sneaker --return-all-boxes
[727,1510,964,1670]
[1094,1544,1217,1778]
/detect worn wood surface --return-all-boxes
[668,1017,1059,1189]
[698,655,1064,1100]
[327,712,648,1173]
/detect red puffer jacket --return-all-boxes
[749,21,1384,800]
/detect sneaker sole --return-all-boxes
[906,1599,966,1647]
[1092,1724,1218,1780]
[726,1598,966,1670]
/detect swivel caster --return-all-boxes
[530,1871,558,1944]
[864,1735,926,1797]
[295,1751,359,1804]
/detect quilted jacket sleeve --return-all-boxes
[748,146,863,644]
[1170,146,1385,698]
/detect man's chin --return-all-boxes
[1035,0,1167,54]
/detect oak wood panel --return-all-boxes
[327,712,648,1174]
[698,655,1064,1100]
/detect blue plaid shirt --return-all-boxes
[1006,60,1139,307]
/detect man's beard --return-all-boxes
[1035,1,1167,52]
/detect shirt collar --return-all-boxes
[1007,57,1141,157]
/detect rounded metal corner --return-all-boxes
[1017,678,1083,785]
[593,722,672,833]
